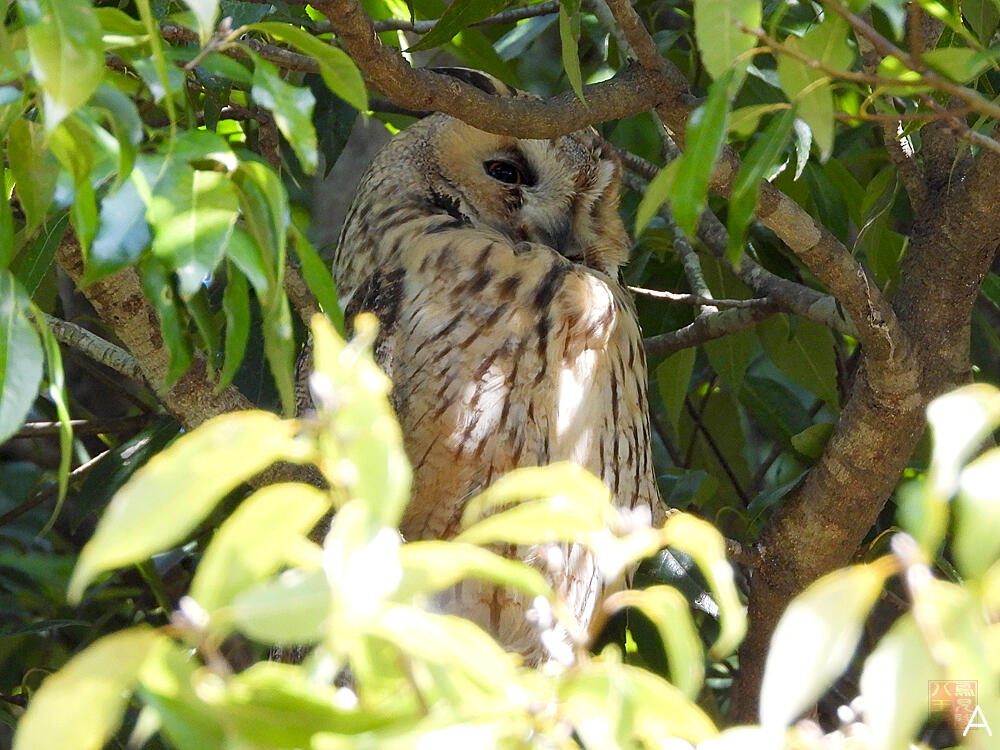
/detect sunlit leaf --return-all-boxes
[605,586,705,698]
[790,422,834,459]
[87,176,152,282]
[926,383,1000,500]
[776,16,852,161]
[634,159,679,236]
[312,314,411,525]
[692,0,761,80]
[232,568,330,645]
[249,22,368,111]
[290,224,343,332]
[8,117,59,230]
[559,0,584,101]
[69,411,312,603]
[859,613,939,750]
[137,637,226,750]
[215,662,399,746]
[760,558,895,730]
[670,72,733,238]
[13,627,162,750]
[954,447,1000,578]
[661,513,746,658]
[0,271,44,445]
[407,0,513,52]
[922,47,993,82]
[17,0,104,131]
[191,483,330,613]
[251,55,318,173]
[726,108,795,263]
[397,540,555,602]
[180,0,219,45]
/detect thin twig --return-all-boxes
[13,416,154,438]
[629,286,770,309]
[40,313,144,382]
[0,450,110,529]
[684,396,750,507]
[643,304,777,358]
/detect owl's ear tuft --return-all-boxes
[429,67,518,98]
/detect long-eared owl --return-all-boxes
[333,69,664,657]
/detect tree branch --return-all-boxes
[643,304,778,357]
[39,313,144,382]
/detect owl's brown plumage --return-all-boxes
[333,71,663,657]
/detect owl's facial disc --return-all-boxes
[431,117,629,274]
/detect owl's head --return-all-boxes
[401,70,630,276]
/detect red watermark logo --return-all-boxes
[928,680,992,737]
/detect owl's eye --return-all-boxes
[484,160,524,185]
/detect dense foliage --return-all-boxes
[2,0,1000,747]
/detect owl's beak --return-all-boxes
[535,219,576,258]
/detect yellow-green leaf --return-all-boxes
[18,0,104,131]
[191,483,331,614]
[606,586,705,698]
[661,513,746,658]
[249,22,367,111]
[760,558,895,730]
[693,0,761,80]
[13,627,162,750]
[69,411,311,603]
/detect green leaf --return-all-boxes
[0,271,44,445]
[8,117,59,230]
[760,558,895,730]
[790,422,834,459]
[87,177,152,282]
[181,0,219,44]
[218,662,396,746]
[726,108,795,263]
[226,227,271,296]
[251,55,318,173]
[312,315,412,525]
[0,172,12,269]
[776,16,852,161]
[926,383,1000,501]
[396,540,555,602]
[922,46,993,82]
[560,662,718,746]
[137,638,226,750]
[559,0,584,101]
[17,0,104,131]
[964,0,1000,44]
[13,627,162,750]
[34,305,73,533]
[11,213,69,296]
[656,347,696,433]
[406,0,513,52]
[461,462,613,528]
[370,605,516,691]
[139,258,193,385]
[692,0,761,80]
[290,224,343,332]
[262,290,297,416]
[191,483,330,613]
[954,447,1000,578]
[219,262,250,389]
[249,22,367,111]
[232,159,289,291]
[135,155,239,298]
[68,411,311,603]
[859,613,939,750]
[758,313,840,409]
[660,513,745,658]
[232,568,330,645]
[605,586,705,698]
[670,73,733,238]
[634,159,679,236]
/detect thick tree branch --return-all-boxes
[313,0,688,138]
